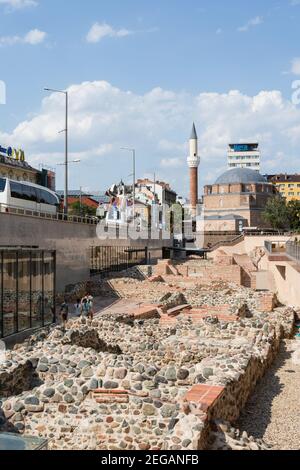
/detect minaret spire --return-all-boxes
[190,122,198,140]
[187,123,200,213]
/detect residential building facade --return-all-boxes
[136,179,177,207]
[266,174,300,202]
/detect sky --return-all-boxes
[0,0,300,197]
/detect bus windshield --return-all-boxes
[0,178,6,192]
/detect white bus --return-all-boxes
[0,177,60,215]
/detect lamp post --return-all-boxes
[121,148,136,224]
[44,87,69,214]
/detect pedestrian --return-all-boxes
[80,298,90,318]
[60,300,69,330]
[87,296,94,321]
[74,298,81,317]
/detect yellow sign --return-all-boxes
[0,145,26,162]
[12,148,25,162]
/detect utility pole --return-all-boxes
[79,186,82,216]
[44,88,69,214]
[65,91,68,215]
[133,149,136,224]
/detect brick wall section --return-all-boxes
[175,265,242,285]
[258,293,277,313]
[130,305,160,320]
[215,252,235,266]
[155,260,173,277]
[160,306,238,326]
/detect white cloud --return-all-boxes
[86,22,132,43]
[160,158,184,168]
[238,16,263,32]
[24,29,47,45]
[0,28,46,46]
[0,0,38,10]
[291,57,300,75]
[2,81,300,196]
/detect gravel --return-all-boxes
[237,339,300,450]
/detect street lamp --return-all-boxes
[44,87,69,214]
[121,147,136,224]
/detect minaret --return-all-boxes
[187,123,200,212]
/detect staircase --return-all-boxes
[210,234,245,251]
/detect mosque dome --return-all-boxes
[215,168,267,185]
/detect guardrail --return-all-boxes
[244,231,291,237]
[286,241,300,263]
[210,233,245,250]
[264,240,287,254]
[0,204,98,225]
[90,246,149,276]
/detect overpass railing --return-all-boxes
[286,241,300,264]
[0,204,98,225]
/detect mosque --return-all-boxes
[186,125,277,232]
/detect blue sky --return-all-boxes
[0,0,300,196]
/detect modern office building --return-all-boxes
[227,143,261,172]
[266,174,300,202]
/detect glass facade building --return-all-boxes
[0,248,56,339]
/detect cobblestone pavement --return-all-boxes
[237,338,300,450]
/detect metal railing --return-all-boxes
[90,246,149,277]
[0,204,98,225]
[286,241,300,263]
[210,233,245,250]
[264,240,287,254]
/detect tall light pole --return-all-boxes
[44,88,69,214]
[121,147,136,224]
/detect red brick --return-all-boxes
[184,384,224,411]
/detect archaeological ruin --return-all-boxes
[0,250,299,451]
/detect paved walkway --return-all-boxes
[67,297,143,321]
[237,337,300,450]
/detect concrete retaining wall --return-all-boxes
[0,213,172,291]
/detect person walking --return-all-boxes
[74,298,81,317]
[80,298,90,319]
[60,300,69,330]
[87,295,94,321]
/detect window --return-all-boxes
[39,189,57,205]
[23,185,38,202]
[0,177,6,192]
[36,188,55,205]
[10,181,24,199]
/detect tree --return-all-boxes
[262,195,290,230]
[69,201,96,217]
[287,200,300,231]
